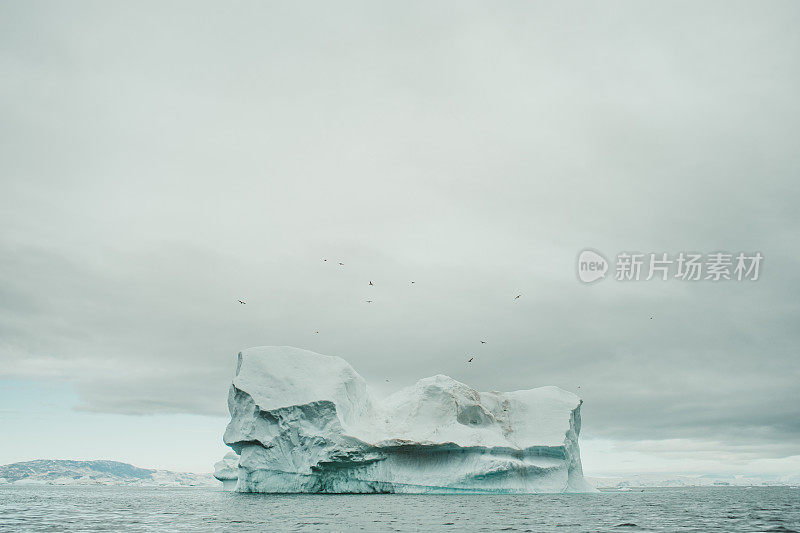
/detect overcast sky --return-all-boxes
[1,1,799,475]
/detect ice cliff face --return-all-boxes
[221,346,593,493]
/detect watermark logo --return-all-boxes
[578,250,763,283]
[577,249,609,283]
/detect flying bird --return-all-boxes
[338,262,344,266]
[366,300,373,303]
[315,331,319,334]
[323,259,327,262]
[369,281,374,286]
[480,341,486,344]
[411,281,415,284]
[514,294,521,300]
[237,300,246,304]
[467,357,474,363]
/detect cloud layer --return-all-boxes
[1,1,799,468]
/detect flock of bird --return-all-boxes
[238,258,524,366]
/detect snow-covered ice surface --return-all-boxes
[222,346,594,493]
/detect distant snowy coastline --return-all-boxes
[0,460,216,487]
[588,473,800,489]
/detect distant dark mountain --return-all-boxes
[0,460,216,486]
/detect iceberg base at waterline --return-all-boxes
[217,346,594,494]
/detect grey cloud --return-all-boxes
[1,0,799,463]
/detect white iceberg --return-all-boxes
[213,452,240,491]
[221,346,593,493]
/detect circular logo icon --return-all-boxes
[577,249,608,283]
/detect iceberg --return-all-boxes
[213,452,240,491]
[221,346,593,493]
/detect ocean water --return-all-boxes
[0,485,798,532]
